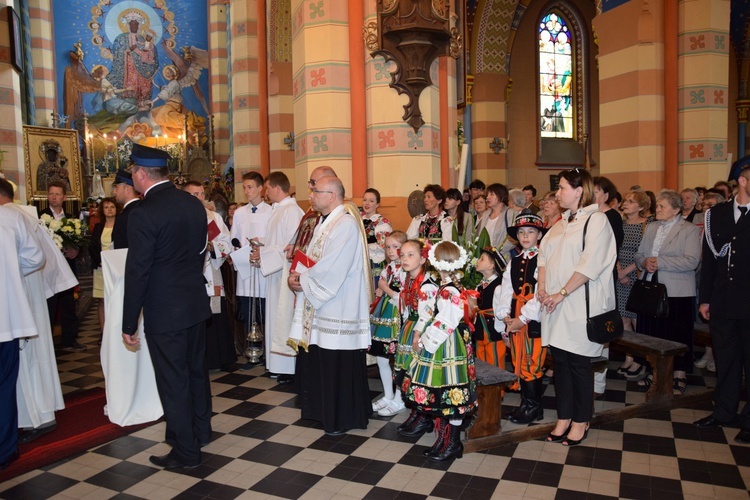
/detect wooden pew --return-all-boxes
[610,331,687,402]
[466,359,517,440]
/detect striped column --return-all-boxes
[28,0,54,126]
[0,1,26,200]
[594,0,665,190]
[229,0,261,194]
[678,0,730,188]
[267,0,295,192]
[471,72,508,185]
[209,1,230,167]
[291,0,353,198]
[363,1,442,202]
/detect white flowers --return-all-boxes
[428,242,469,272]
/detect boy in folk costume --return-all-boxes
[494,211,546,425]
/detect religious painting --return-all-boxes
[538,12,573,139]
[23,126,83,200]
[53,0,210,170]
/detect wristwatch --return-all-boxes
[560,288,569,298]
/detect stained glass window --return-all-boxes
[539,12,573,139]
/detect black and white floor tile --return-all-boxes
[1,304,747,499]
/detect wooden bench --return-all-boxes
[693,322,712,349]
[610,331,687,403]
[466,359,517,439]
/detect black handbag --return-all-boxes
[626,271,669,318]
[582,216,624,344]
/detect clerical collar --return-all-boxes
[320,212,331,222]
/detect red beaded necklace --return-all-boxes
[401,269,424,311]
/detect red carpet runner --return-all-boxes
[0,388,155,483]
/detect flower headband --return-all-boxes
[428,242,468,272]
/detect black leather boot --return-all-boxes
[428,422,463,462]
[398,412,434,438]
[509,378,545,425]
[423,418,446,456]
[397,409,418,432]
[506,391,527,421]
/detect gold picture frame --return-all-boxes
[23,126,83,200]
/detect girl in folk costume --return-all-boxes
[393,240,438,434]
[370,231,408,417]
[361,188,393,286]
[494,211,546,424]
[402,241,478,462]
[473,248,507,367]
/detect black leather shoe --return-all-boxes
[149,454,199,470]
[0,451,19,471]
[325,429,347,437]
[693,415,726,428]
[734,429,750,444]
[277,374,295,385]
[18,423,57,444]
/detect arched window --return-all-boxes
[535,4,590,167]
[538,12,573,139]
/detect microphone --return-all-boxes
[232,238,241,248]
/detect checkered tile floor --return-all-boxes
[1,305,748,499]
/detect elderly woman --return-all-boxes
[406,184,453,242]
[614,190,651,377]
[541,191,562,228]
[477,183,518,259]
[634,190,701,395]
[538,169,617,446]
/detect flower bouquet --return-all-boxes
[456,227,491,290]
[39,214,87,251]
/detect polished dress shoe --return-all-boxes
[734,429,750,444]
[18,423,57,444]
[0,451,19,471]
[277,374,295,385]
[693,415,726,428]
[149,454,199,470]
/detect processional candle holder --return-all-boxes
[365,0,461,133]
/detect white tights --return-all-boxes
[377,356,401,401]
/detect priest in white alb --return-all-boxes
[0,179,67,443]
[253,171,304,383]
[287,176,373,435]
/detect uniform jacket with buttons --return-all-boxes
[699,201,750,319]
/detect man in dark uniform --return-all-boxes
[694,165,750,443]
[111,168,140,249]
[121,144,212,469]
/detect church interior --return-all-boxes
[1,0,750,498]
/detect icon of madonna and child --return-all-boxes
[64,5,209,147]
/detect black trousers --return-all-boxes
[0,340,19,463]
[47,287,79,347]
[711,318,750,428]
[550,345,594,423]
[638,296,695,372]
[146,322,212,465]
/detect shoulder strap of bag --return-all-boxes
[582,215,591,320]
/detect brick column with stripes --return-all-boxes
[593,1,666,190]
[28,0,54,126]
[677,0,730,188]
[229,0,261,192]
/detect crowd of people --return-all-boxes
[2,145,750,471]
